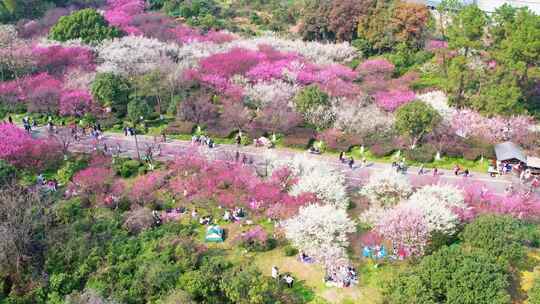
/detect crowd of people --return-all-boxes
[191,134,215,148]
[324,264,358,288]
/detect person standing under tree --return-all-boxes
[284,274,294,288]
[272,266,279,280]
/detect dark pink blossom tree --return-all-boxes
[32,45,95,76]
[59,90,95,117]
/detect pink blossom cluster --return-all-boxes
[59,89,95,117]
[129,171,167,205]
[168,151,314,218]
[460,181,540,221]
[104,0,234,43]
[190,45,360,99]
[0,72,97,116]
[374,89,416,112]
[296,63,358,86]
[0,123,61,170]
[105,0,146,34]
[375,204,430,258]
[72,166,114,195]
[357,59,395,78]
[451,109,535,144]
[170,24,235,44]
[426,39,449,51]
[32,45,96,76]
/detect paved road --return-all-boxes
[33,127,519,193]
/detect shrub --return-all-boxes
[49,8,123,44]
[91,73,131,117]
[206,123,234,138]
[294,85,330,114]
[529,277,540,304]
[404,144,436,163]
[282,128,316,149]
[283,245,299,257]
[55,159,88,185]
[463,148,483,161]
[115,159,142,178]
[370,143,395,157]
[123,207,155,234]
[384,246,511,304]
[0,160,16,186]
[166,121,196,134]
[460,215,527,266]
[235,226,276,252]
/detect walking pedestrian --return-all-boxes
[8,116,12,124]
[418,164,425,175]
[339,151,344,162]
[433,167,438,176]
[348,157,354,169]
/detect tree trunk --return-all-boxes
[134,133,141,160]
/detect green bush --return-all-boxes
[55,159,88,185]
[49,8,122,44]
[114,159,142,178]
[0,160,16,186]
[460,214,527,267]
[529,277,540,304]
[384,246,510,304]
[404,144,436,163]
[91,73,132,117]
[283,245,299,257]
[294,85,329,114]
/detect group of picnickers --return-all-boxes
[324,263,359,288]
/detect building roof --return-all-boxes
[494,141,527,163]
[527,156,540,169]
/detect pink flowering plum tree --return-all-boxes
[32,45,95,76]
[374,89,416,112]
[129,171,167,206]
[59,90,95,117]
[451,109,535,145]
[71,167,114,197]
[221,100,253,136]
[357,58,395,80]
[375,204,430,258]
[0,123,61,171]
